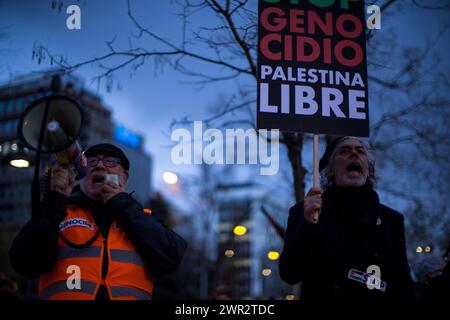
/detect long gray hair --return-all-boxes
[319,137,377,191]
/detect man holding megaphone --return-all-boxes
[10,143,187,300]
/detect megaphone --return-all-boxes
[17,94,88,219]
[17,94,87,180]
[18,94,83,154]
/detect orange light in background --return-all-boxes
[267,251,280,261]
[143,208,152,214]
[224,250,234,258]
[261,268,272,277]
[233,225,247,236]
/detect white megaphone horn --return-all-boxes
[18,94,87,180]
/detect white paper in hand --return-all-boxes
[105,174,119,186]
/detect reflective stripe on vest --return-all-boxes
[110,286,152,300]
[40,280,97,299]
[57,246,102,261]
[110,249,145,266]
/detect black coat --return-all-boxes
[9,187,187,299]
[279,186,415,303]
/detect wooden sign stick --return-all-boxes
[313,134,320,222]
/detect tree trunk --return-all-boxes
[283,132,306,203]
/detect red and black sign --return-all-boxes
[257,0,369,136]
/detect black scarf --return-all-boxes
[322,182,379,264]
[69,185,112,238]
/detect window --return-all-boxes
[13,119,19,133]
[16,98,25,112]
[3,100,9,115]
[36,91,49,99]
[1,121,8,135]
[4,120,13,135]
[7,100,14,115]
[0,119,19,136]
[26,95,34,107]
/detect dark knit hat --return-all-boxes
[84,143,130,170]
[319,136,347,172]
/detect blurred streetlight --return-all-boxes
[224,249,234,258]
[261,268,272,277]
[163,171,178,184]
[3,141,33,169]
[233,225,247,236]
[416,246,423,253]
[425,245,432,253]
[9,159,30,168]
[286,295,295,300]
[267,251,280,261]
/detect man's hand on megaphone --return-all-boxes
[50,163,75,197]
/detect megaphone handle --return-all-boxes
[32,99,52,219]
[41,168,52,215]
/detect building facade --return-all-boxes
[113,124,152,204]
[0,71,114,228]
[215,183,292,299]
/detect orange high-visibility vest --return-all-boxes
[39,205,153,300]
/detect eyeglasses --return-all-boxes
[86,156,121,168]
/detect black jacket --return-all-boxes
[279,186,415,303]
[9,187,187,299]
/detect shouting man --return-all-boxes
[10,143,187,300]
[279,136,415,303]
